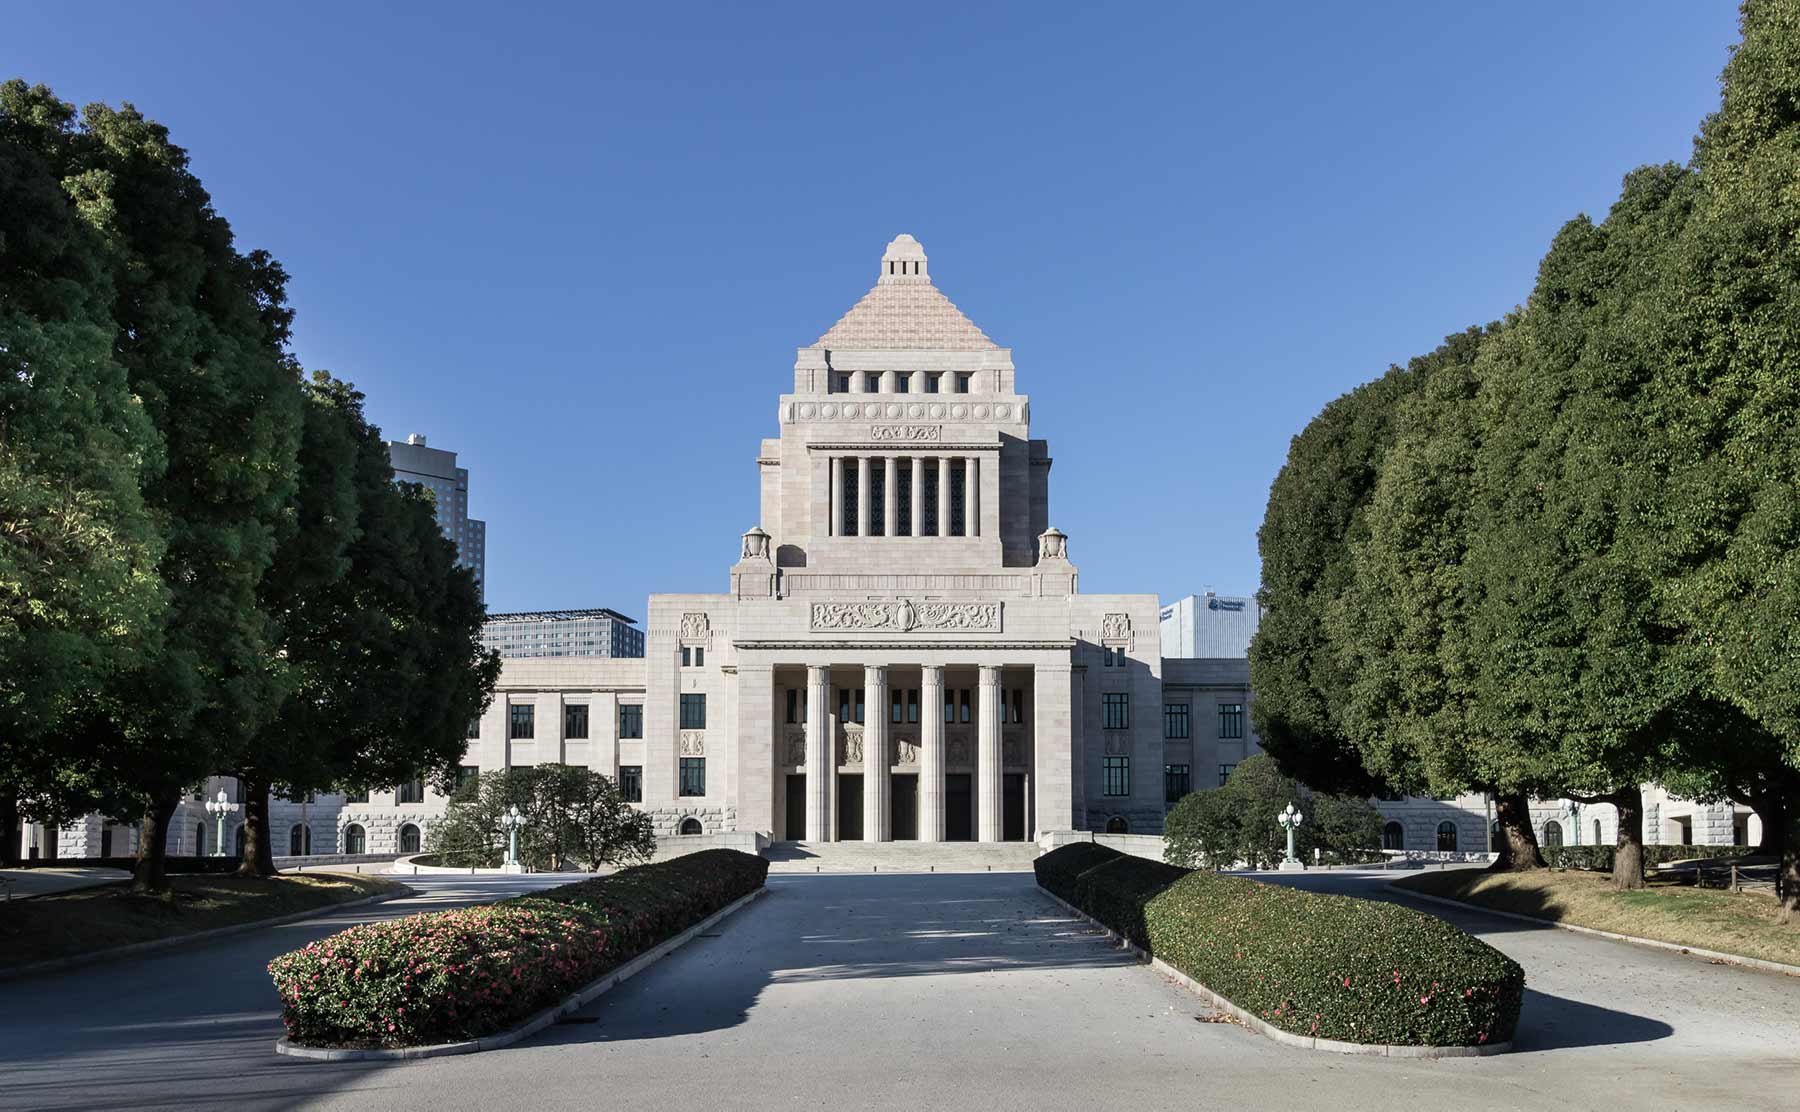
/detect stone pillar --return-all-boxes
[864,451,878,536]
[864,665,890,842]
[1033,665,1074,835]
[937,456,952,538]
[736,665,774,836]
[965,456,980,538]
[829,456,843,538]
[805,665,831,842]
[920,665,945,842]
[908,457,922,538]
[977,664,1003,842]
[882,456,898,538]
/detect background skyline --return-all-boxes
[6,3,1745,615]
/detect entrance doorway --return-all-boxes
[839,774,864,841]
[891,774,918,840]
[1003,774,1026,841]
[785,774,806,840]
[945,773,974,841]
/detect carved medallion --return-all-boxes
[843,724,864,765]
[680,731,705,755]
[786,732,807,766]
[947,736,970,766]
[811,599,1001,633]
[680,612,710,639]
[1101,612,1131,641]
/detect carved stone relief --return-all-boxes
[1002,736,1023,766]
[680,612,710,640]
[785,731,807,766]
[1104,735,1127,755]
[894,736,919,764]
[870,424,941,442]
[1101,612,1131,642]
[811,599,1002,633]
[843,724,865,765]
[947,735,970,766]
[680,730,705,755]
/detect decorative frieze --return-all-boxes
[869,423,941,442]
[895,736,919,764]
[811,598,1002,634]
[843,723,865,764]
[791,401,1015,424]
[785,729,807,766]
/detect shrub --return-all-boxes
[270,849,768,1047]
[1541,844,1758,872]
[9,855,240,874]
[1036,843,1524,1047]
[1034,841,1122,903]
[428,765,655,871]
[1163,757,1384,870]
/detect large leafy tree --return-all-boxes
[428,766,653,872]
[0,82,303,891]
[0,91,166,863]
[1643,0,1800,918]
[1163,755,1382,870]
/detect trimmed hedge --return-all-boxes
[1035,843,1524,1047]
[270,849,769,1047]
[1035,841,1123,903]
[1542,844,1760,872]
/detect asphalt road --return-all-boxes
[2,868,1797,1112]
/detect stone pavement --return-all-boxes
[0,866,128,899]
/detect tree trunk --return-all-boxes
[1612,788,1646,891]
[236,776,278,878]
[1489,792,1544,872]
[0,791,19,866]
[131,795,177,894]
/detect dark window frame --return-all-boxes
[1164,703,1190,739]
[619,765,643,802]
[509,703,535,740]
[1103,755,1130,796]
[680,693,707,730]
[1218,703,1244,739]
[679,757,706,797]
[1102,692,1129,730]
[1164,763,1190,803]
[619,704,643,739]
[564,703,589,739]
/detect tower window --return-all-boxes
[896,373,910,393]
[925,373,941,394]
[955,374,971,393]
[922,462,940,536]
[948,462,966,537]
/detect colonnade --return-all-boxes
[826,455,979,538]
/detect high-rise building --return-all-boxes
[386,433,486,600]
[482,608,645,659]
[1158,592,1262,659]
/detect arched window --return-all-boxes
[398,823,421,853]
[235,824,247,858]
[289,824,311,855]
[1593,819,1603,846]
[679,817,703,836]
[1381,821,1405,851]
[344,824,366,855]
[1542,820,1563,848]
[195,823,206,856]
[1436,822,1458,852]
[1105,816,1129,834]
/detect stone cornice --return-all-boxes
[805,442,1002,452]
[733,639,1076,652]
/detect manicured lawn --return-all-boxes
[1393,868,1800,968]
[0,872,404,970]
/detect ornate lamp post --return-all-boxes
[1277,802,1306,871]
[500,805,527,874]
[205,790,237,858]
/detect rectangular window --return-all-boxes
[955,373,971,393]
[896,372,910,393]
[345,787,369,804]
[786,688,799,724]
[855,690,865,724]
[897,461,913,536]
[680,693,707,730]
[864,374,880,393]
[925,372,941,394]
[564,703,589,739]
[1219,763,1237,786]
[466,717,481,739]
[834,373,849,394]
[681,646,691,667]
[679,757,706,797]
[948,461,965,537]
[458,764,480,789]
[1164,764,1190,803]
[842,464,859,536]
[694,646,704,667]
[509,703,535,740]
[619,765,642,802]
[891,688,903,724]
[944,692,955,724]
[907,689,919,724]
[922,462,939,536]
[1103,756,1130,797]
[840,687,850,724]
[869,463,885,536]
[1102,692,1129,730]
[1218,703,1244,739]
[396,777,425,804]
[619,704,643,738]
[959,689,971,724]
[1164,703,1190,739]
[1010,688,1025,724]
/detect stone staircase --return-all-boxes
[763,840,1042,874]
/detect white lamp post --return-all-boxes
[500,805,527,874]
[205,790,237,858]
[1277,803,1306,871]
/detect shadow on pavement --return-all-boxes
[1512,989,1674,1051]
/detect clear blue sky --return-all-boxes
[7,3,1744,615]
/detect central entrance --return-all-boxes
[839,773,864,841]
[891,773,918,840]
[945,773,974,841]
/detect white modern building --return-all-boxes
[482,608,645,659]
[387,433,487,601]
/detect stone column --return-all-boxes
[864,665,890,842]
[829,456,843,538]
[965,456,980,538]
[908,457,922,538]
[864,451,878,536]
[805,665,831,842]
[937,456,952,538]
[920,665,945,841]
[882,457,898,538]
[1033,665,1074,835]
[736,665,774,836]
[977,664,1003,842]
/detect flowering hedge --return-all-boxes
[270,849,769,1047]
[1035,844,1523,1047]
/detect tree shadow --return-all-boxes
[1512,989,1673,1051]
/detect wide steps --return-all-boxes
[763,841,1041,873]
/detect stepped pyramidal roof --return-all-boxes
[813,234,998,351]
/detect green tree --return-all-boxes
[429,766,654,871]
[0,92,166,862]
[0,82,302,890]
[1307,793,1385,865]
[1163,756,1377,870]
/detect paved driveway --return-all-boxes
[3,869,1798,1112]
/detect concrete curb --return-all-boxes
[0,884,412,983]
[1388,882,1800,978]
[1036,885,1513,1059]
[275,884,771,1061]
